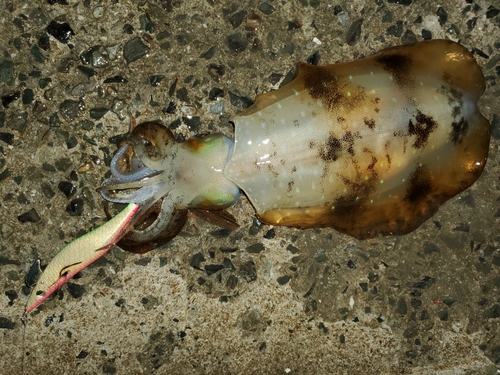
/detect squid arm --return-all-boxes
[24,203,140,315]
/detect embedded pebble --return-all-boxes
[189,253,206,270]
[205,264,224,276]
[382,10,392,23]
[30,45,47,63]
[58,181,76,198]
[90,47,109,68]
[76,350,88,359]
[93,6,104,18]
[207,64,225,80]
[176,87,189,102]
[111,98,129,120]
[258,2,275,15]
[7,112,28,133]
[387,0,412,4]
[422,29,432,40]
[38,77,52,88]
[263,228,275,239]
[288,20,302,30]
[73,120,92,132]
[223,258,235,270]
[210,101,224,115]
[241,308,264,331]
[466,17,477,30]
[436,7,448,26]
[59,100,81,121]
[46,20,74,43]
[346,18,363,45]
[446,24,460,38]
[209,87,224,100]
[387,20,403,37]
[336,12,350,27]
[0,133,14,145]
[80,46,109,68]
[66,198,84,216]
[210,229,232,239]
[82,187,96,209]
[0,168,12,182]
[42,162,57,172]
[66,282,86,298]
[0,60,14,86]
[182,116,201,132]
[1,223,14,239]
[438,310,449,321]
[2,92,20,107]
[123,37,150,64]
[77,65,95,79]
[29,7,47,25]
[163,101,176,114]
[315,251,327,263]
[0,317,16,330]
[228,91,253,109]
[491,114,500,140]
[22,89,34,104]
[412,276,435,289]
[47,0,69,5]
[83,134,97,145]
[277,275,291,285]
[226,275,238,289]
[240,261,257,282]
[55,157,72,171]
[17,208,41,223]
[104,75,128,84]
[487,6,499,19]
[229,10,247,28]
[89,107,109,120]
[268,73,283,85]
[24,259,41,287]
[200,46,216,59]
[246,243,265,254]
[149,75,165,86]
[122,24,134,34]
[219,247,237,254]
[176,33,195,46]
[40,182,55,198]
[227,32,248,52]
[139,13,155,33]
[248,217,264,236]
[105,44,120,60]
[160,41,171,51]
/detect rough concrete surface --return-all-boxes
[0,0,499,374]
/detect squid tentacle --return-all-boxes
[125,190,184,243]
[125,136,166,172]
[99,173,163,192]
[109,144,158,182]
[100,183,165,205]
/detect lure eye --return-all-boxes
[36,290,43,296]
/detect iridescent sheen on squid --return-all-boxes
[101,39,490,247]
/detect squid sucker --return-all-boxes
[25,40,490,313]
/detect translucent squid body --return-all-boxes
[25,40,490,314]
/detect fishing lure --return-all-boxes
[25,39,490,314]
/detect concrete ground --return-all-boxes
[1,0,499,374]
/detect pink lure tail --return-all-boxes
[24,203,140,314]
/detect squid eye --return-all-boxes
[36,290,44,296]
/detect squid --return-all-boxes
[24,39,490,314]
